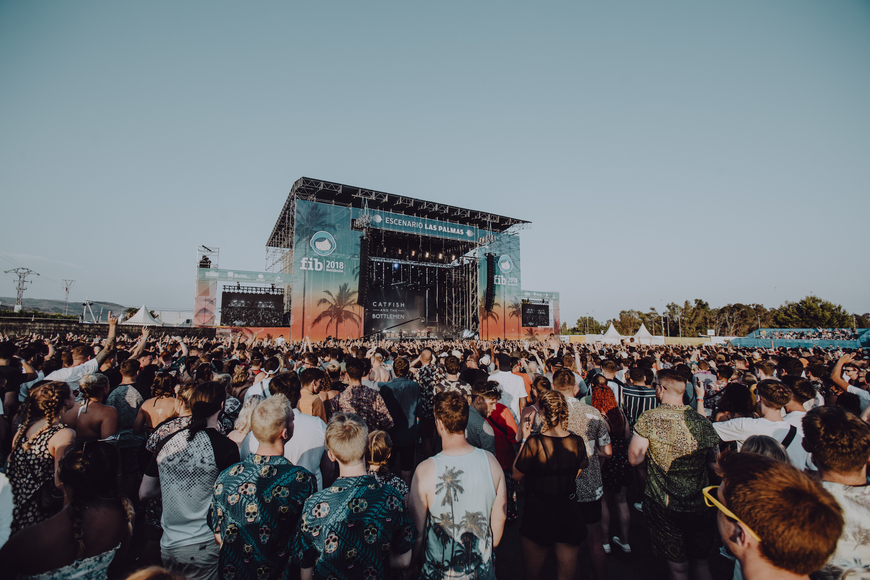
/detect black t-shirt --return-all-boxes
[0,363,26,396]
[103,368,122,389]
[514,433,589,498]
[459,368,488,388]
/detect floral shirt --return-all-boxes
[208,454,316,580]
[565,398,610,502]
[293,475,416,580]
[634,404,719,513]
[415,364,446,420]
[336,385,394,431]
[817,481,870,579]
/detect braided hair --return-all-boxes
[536,390,568,432]
[57,441,122,559]
[12,381,70,453]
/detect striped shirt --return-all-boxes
[620,383,659,429]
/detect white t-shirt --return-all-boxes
[45,358,99,393]
[244,377,272,402]
[490,370,527,423]
[847,386,870,412]
[713,416,809,470]
[241,409,327,490]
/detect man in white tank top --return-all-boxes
[409,391,507,580]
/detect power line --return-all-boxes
[4,267,39,311]
[63,280,75,315]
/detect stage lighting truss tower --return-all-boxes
[445,257,479,337]
[266,195,295,313]
[194,246,219,327]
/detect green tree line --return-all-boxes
[563,296,869,338]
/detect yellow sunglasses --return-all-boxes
[702,485,762,543]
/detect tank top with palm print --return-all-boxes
[421,448,496,580]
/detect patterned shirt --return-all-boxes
[818,481,870,580]
[336,385,394,431]
[565,398,610,502]
[209,454,316,580]
[633,404,719,513]
[293,475,416,580]
[434,378,471,400]
[415,364,445,420]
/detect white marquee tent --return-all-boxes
[121,305,162,326]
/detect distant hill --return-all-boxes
[0,297,128,317]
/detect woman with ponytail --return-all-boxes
[7,381,76,534]
[0,441,133,578]
[139,381,239,578]
[61,373,118,443]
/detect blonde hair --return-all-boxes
[233,395,262,436]
[365,430,392,475]
[537,390,568,431]
[741,435,789,464]
[325,413,368,465]
[251,394,293,445]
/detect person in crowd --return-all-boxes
[107,358,147,496]
[711,452,843,580]
[367,351,392,383]
[319,361,343,420]
[712,383,757,423]
[242,372,334,491]
[486,387,520,522]
[466,380,500,456]
[434,355,472,402]
[591,380,632,555]
[802,406,870,579]
[376,356,420,486]
[459,354,488,389]
[713,379,808,469]
[133,372,178,436]
[515,375,552,440]
[490,353,527,424]
[552,368,611,580]
[336,358,393,432]
[7,381,76,534]
[621,366,658,430]
[629,369,720,580]
[0,340,37,419]
[739,434,789,464]
[0,441,134,578]
[62,373,118,442]
[299,367,328,423]
[140,381,240,580]
[43,316,117,397]
[366,430,409,498]
[409,391,506,580]
[227,394,262,451]
[411,347,445,460]
[513,390,589,580]
[209,394,316,580]
[294,413,416,579]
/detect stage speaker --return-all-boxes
[357,236,369,306]
[485,253,495,311]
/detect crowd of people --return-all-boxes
[758,328,864,342]
[0,322,867,580]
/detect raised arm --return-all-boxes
[95,316,118,366]
[129,326,150,360]
[831,353,854,392]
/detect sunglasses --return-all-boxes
[702,485,761,542]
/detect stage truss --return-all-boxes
[445,256,479,338]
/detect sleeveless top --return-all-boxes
[421,448,497,580]
[22,545,120,580]
[7,423,66,534]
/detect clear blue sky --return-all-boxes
[2,0,868,324]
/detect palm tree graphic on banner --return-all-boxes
[508,299,522,339]
[479,302,500,340]
[311,283,362,338]
[297,202,339,336]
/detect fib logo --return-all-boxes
[310,232,337,257]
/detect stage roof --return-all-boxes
[267,177,528,248]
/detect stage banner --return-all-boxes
[478,233,522,340]
[367,287,426,333]
[290,200,364,341]
[216,327,291,342]
[351,207,482,243]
